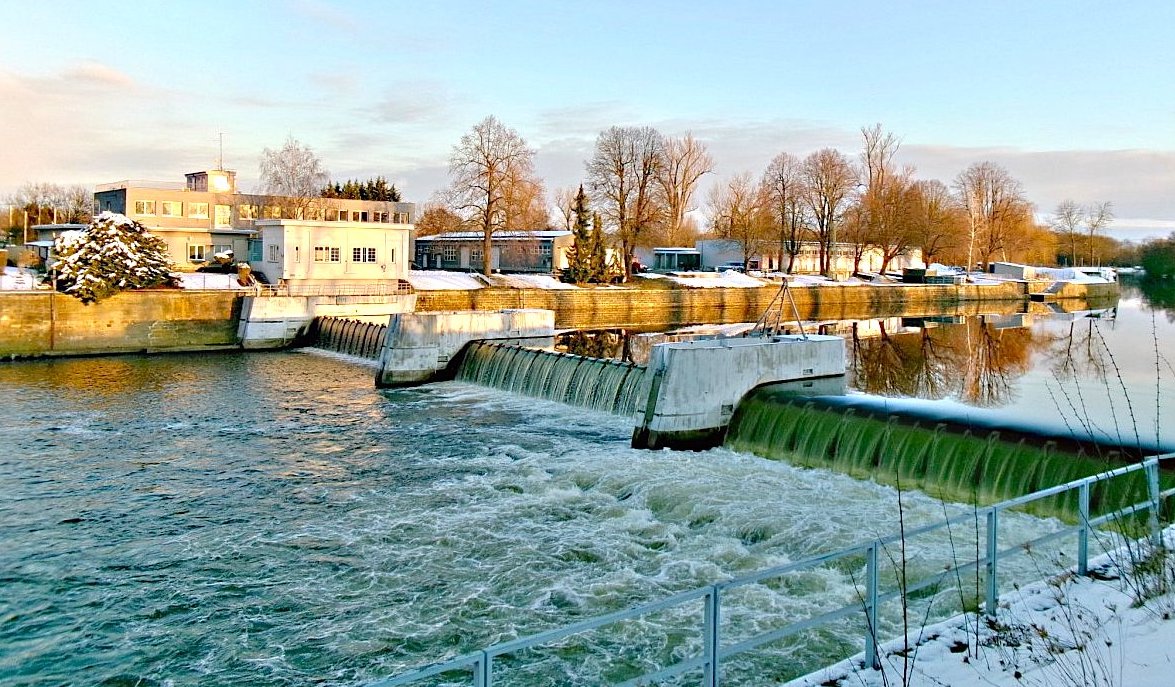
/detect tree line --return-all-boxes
[428,116,1135,281]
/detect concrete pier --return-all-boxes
[631,334,845,450]
[375,309,555,387]
[237,293,417,349]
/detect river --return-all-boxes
[2,282,1171,686]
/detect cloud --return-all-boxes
[367,81,459,125]
[60,61,136,89]
[290,0,360,33]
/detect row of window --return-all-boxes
[132,199,410,225]
[187,243,233,262]
[262,245,393,264]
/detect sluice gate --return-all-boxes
[307,317,388,359]
[455,341,649,417]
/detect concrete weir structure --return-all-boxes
[237,293,417,349]
[375,309,556,387]
[631,334,845,450]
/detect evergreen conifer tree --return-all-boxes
[589,211,608,282]
[53,212,179,304]
[562,185,593,283]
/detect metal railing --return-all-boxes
[377,455,1174,687]
[251,281,415,297]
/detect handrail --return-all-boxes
[251,281,415,297]
[382,454,1175,686]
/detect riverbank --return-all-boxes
[0,278,1119,359]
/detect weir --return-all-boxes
[456,341,649,416]
[306,317,387,359]
[726,387,1174,520]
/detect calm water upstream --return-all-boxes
[2,283,1171,686]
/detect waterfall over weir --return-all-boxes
[726,386,1170,521]
[455,341,649,416]
[306,317,387,359]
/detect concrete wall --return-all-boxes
[237,293,417,349]
[0,290,242,358]
[375,309,555,387]
[631,334,846,450]
[413,281,1034,329]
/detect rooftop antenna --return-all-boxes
[217,132,224,170]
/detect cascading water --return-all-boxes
[725,387,1170,521]
[306,316,387,359]
[455,341,649,416]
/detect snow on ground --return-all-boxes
[489,273,579,289]
[175,272,251,290]
[1,266,42,290]
[639,270,772,288]
[786,527,1175,687]
[405,270,487,290]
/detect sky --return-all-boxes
[1,0,1172,240]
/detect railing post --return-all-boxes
[703,585,721,687]
[477,650,491,687]
[865,542,881,670]
[1147,457,1162,549]
[1078,482,1091,576]
[985,508,999,616]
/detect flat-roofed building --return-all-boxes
[93,169,414,270]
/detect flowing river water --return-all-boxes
[2,283,1173,685]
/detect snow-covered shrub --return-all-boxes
[53,211,179,304]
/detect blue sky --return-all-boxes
[1,0,1172,238]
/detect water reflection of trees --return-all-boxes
[851,317,1034,407]
[1123,277,1175,323]
[556,329,631,361]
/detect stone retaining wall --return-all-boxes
[414,281,1032,328]
[0,290,242,358]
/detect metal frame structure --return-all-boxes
[377,455,1174,687]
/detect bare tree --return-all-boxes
[858,124,919,274]
[258,136,330,219]
[553,186,577,230]
[909,179,960,266]
[657,132,713,246]
[447,116,539,275]
[953,161,1030,272]
[760,151,809,273]
[414,201,463,237]
[586,126,665,280]
[1084,201,1113,266]
[801,148,858,277]
[1050,199,1084,266]
[707,172,767,269]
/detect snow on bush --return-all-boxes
[54,211,179,304]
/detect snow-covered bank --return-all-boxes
[1,266,40,290]
[787,527,1175,687]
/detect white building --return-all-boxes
[255,219,412,288]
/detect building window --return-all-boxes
[314,246,340,262]
[352,247,377,263]
[443,245,458,261]
[189,202,209,219]
[540,242,552,256]
[471,247,482,263]
[189,244,206,262]
[212,244,233,259]
[372,211,389,223]
[268,244,280,263]
[338,210,350,222]
[356,211,368,222]
[393,211,410,224]
[238,204,255,220]
[215,205,231,228]
[325,208,339,221]
[160,201,182,217]
[264,206,282,219]
[134,200,156,215]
